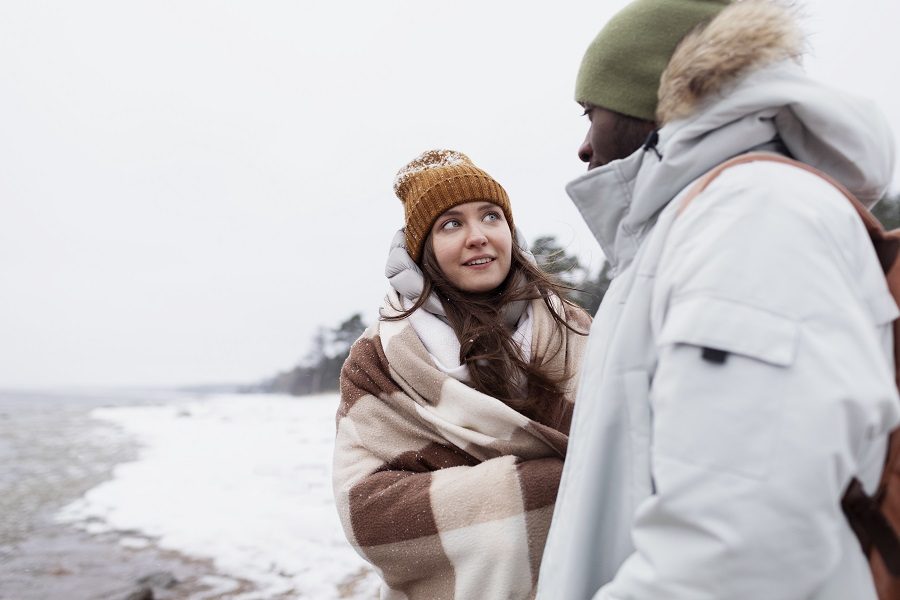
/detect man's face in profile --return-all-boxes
[578,103,655,171]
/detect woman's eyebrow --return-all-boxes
[440,204,495,219]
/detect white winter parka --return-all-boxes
[537,3,900,599]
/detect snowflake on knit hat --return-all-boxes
[393,149,471,198]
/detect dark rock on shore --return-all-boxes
[137,571,178,589]
[122,585,154,600]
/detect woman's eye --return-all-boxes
[440,219,461,230]
[483,212,501,223]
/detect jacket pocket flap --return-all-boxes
[658,296,798,367]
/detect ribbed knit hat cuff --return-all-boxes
[404,173,512,262]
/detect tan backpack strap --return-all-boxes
[679,152,866,220]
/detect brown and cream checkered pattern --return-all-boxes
[333,292,589,599]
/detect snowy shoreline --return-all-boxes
[56,393,378,599]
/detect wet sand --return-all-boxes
[0,390,260,600]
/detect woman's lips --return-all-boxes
[463,256,495,268]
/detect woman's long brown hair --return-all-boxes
[384,238,587,427]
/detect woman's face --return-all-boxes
[429,201,512,293]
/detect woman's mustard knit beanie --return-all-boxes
[576,0,731,121]
[394,149,512,263]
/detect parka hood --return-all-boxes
[567,0,896,275]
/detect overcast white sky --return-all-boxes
[2,1,898,389]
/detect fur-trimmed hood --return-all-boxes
[567,0,896,275]
[657,0,805,125]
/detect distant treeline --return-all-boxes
[260,313,367,397]
[264,195,900,397]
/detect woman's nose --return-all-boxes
[466,228,488,247]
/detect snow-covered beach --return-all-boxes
[55,392,378,599]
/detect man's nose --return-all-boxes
[578,132,593,164]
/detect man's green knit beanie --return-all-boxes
[576,0,731,122]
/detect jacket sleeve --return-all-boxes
[598,164,900,599]
[334,332,563,593]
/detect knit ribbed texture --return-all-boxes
[575,0,731,121]
[394,150,512,262]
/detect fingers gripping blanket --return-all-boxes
[333,291,589,600]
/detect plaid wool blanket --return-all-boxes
[333,291,589,599]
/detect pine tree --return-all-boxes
[873,193,900,230]
[530,235,609,315]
